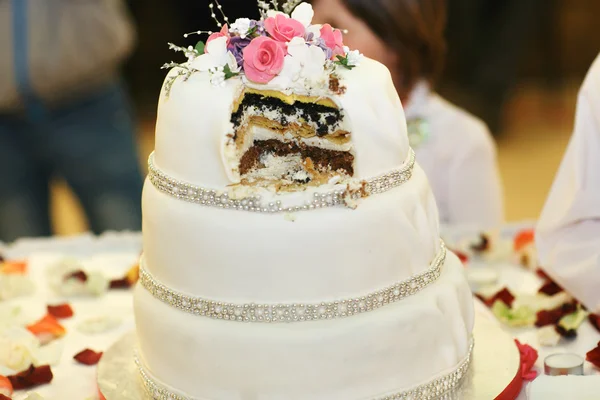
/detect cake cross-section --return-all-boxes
[225,88,354,190]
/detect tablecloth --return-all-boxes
[2,228,600,400]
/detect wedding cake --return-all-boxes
[133,2,474,399]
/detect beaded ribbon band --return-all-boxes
[134,338,473,400]
[147,149,416,213]
[139,242,446,323]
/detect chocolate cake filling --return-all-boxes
[231,93,343,137]
[239,139,354,178]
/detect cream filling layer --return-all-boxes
[224,125,353,184]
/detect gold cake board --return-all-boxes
[98,315,520,399]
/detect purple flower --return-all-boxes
[249,20,266,36]
[314,37,333,60]
[228,36,252,69]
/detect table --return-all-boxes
[471,259,600,399]
[2,229,599,399]
[442,223,600,399]
[1,233,142,400]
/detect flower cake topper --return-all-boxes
[163,1,363,90]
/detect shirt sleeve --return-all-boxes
[446,122,504,231]
[536,55,600,312]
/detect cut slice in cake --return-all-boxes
[225,88,354,191]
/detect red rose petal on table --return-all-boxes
[589,314,600,333]
[555,324,578,339]
[451,249,469,265]
[47,303,74,319]
[0,375,13,397]
[535,302,578,327]
[26,314,66,344]
[8,365,53,390]
[470,233,490,252]
[535,268,551,281]
[480,287,515,308]
[0,395,11,400]
[74,349,103,365]
[538,280,563,296]
[0,260,27,275]
[65,270,88,282]
[514,229,535,252]
[109,277,130,289]
[586,341,600,369]
[515,339,538,380]
[109,263,140,289]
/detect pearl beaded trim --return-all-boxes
[147,149,416,213]
[139,242,446,323]
[134,338,473,400]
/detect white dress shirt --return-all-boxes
[404,81,504,230]
[536,54,600,312]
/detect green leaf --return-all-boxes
[195,41,205,54]
[334,54,355,70]
[491,300,535,327]
[247,26,258,37]
[558,306,588,331]
[223,64,240,80]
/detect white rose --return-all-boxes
[0,327,39,372]
[230,18,252,38]
[0,274,35,300]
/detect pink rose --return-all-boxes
[206,24,230,51]
[320,24,345,59]
[243,36,286,83]
[264,14,305,43]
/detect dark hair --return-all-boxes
[341,0,447,94]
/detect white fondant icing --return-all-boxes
[141,165,439,304]
[134,252,473,400]
[155,58,409,187]
[138,51,474,399]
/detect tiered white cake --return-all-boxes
[134,3,474,399]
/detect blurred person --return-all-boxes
[0,0,143,242]
[312,0,504,230]
[442,0,546,134]
[536,54,600,312]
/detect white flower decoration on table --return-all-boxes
[24,393,44,400]
[0,274,35,300]
[291,2,314,27]
[77,315,122,334]
[0,305,22,329]
[47,258,109,297]
[0,327,60,375]
[0,327,38,373]
[33,339,63,367]
[537,325,561,347]
[230,18,251,38]
[190,36,240,86]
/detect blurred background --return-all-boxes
[45,0,600,234]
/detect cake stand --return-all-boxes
[98,314,521,399]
